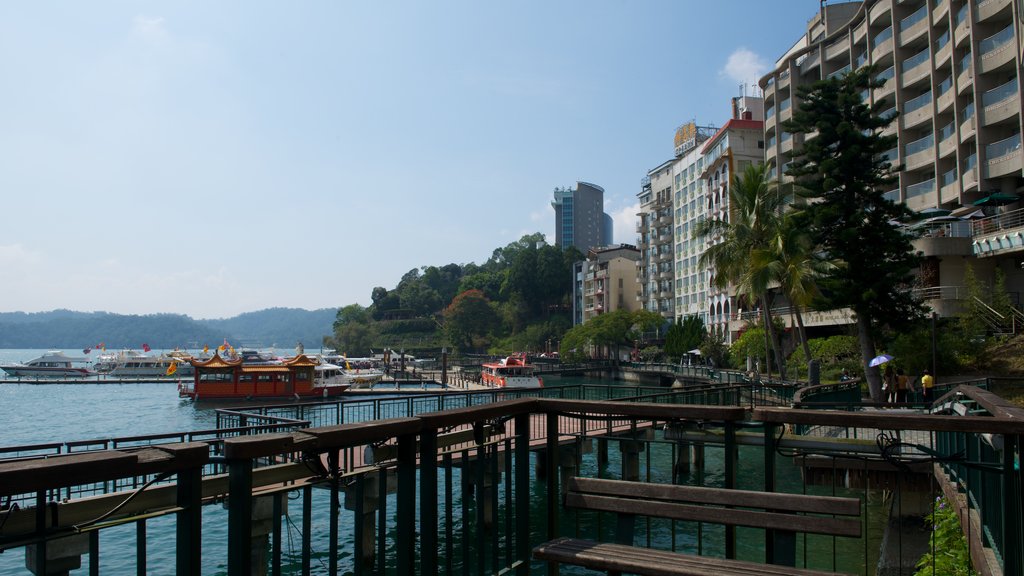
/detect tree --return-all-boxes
[333,304,369,333]
[695,163,788,379]
[766,216,833,365]
[444,289,500,352]
[664,315,705,362]
[784,66,925,401]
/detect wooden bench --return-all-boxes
[533,477,862,576]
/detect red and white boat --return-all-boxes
[480,355,543,389]
[179,352,350,400]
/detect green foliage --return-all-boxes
[914,497,975,576]
[639,345,662,363]
[489,318,570,355]
[444,289,500,352]
[665,315,705,362]
[785,69,924,321]
[729,326,768,369]
[888,318,972,375]
[700,332,729,368]
[0,308,337,349]
[557,310,663,361]
[784,65,925,399]
[694,162,788,378]
[785,335,861,380]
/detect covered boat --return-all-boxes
[179,352,349,400]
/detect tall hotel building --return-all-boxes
[552,181,614,253]
[760,0,1024,316]
[636,97,764,340]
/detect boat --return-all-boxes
[480,355,543,389]
[179,352,350,400]
[0,351,96,378]
[94,349,196,378]
[320,352,386,389]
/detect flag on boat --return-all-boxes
[142,343,151,352]
[166,362,177,376]
[203,344,209,354]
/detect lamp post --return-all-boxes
[441,347,448,386]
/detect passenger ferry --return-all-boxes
[480,355,543,389]
[179,352,350,400]
[0,351,96,378]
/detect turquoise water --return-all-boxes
[0,351,880,575]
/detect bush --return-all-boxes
[785,335,860,381]
[914,497,975,576]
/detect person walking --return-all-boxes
[921,369,935,403]
[883,364,896,403]
[895,368,915,404]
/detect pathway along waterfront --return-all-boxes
[0,372,1021,575]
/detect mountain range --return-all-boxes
[0,308,338,350]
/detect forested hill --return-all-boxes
[0,308,336,349]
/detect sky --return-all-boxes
[0,1,821,319]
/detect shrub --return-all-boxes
[914,497,975,576]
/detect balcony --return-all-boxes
[825,37,848,62]
[953,4,971,46]
[976,0,1012,22]
[981,79,1021,126]
[898,5,929,46]
[978,25,1015,73]
[972,207,1024,256]
[938,121,957,158]
[904,134,935,170]
[939,167,960,203]
[871,27,894,62]
[960,104,976,139]
[901,90,933,128]
[868,0,891,25]
[962,153,979,191]
[936,76,955,112]
[984,133,1023,178]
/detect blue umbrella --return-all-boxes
[869,354,894,367]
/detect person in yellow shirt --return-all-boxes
[921,369,934,403]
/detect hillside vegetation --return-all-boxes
[0,308,336,349]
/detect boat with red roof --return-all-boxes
[179,352,350,400]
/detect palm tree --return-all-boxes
[695,163,787,379]
[764,214,835,368]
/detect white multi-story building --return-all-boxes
[760,0,1024,319]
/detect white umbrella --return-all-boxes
[868,354,894,367]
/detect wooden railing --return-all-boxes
[1,389,1021,575]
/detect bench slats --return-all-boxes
[533,537,851,576]
[569,477,861,516]
[565,492,862,538]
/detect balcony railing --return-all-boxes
[980,25,1014,57]
[982,78,1019,108]
[906,178,936,198]
[986,133,1022,160]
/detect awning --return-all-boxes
[973,192,1020,206]
[912,208,952,220]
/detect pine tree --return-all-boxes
[784,66,925,401]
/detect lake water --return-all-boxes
[0,350,879,575]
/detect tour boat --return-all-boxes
[179,352,350,400]
[0,351,96,378]
[480,355,543,389]
[319,352,386,389]
[96,349,195,378]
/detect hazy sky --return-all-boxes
[0,1,820,319]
